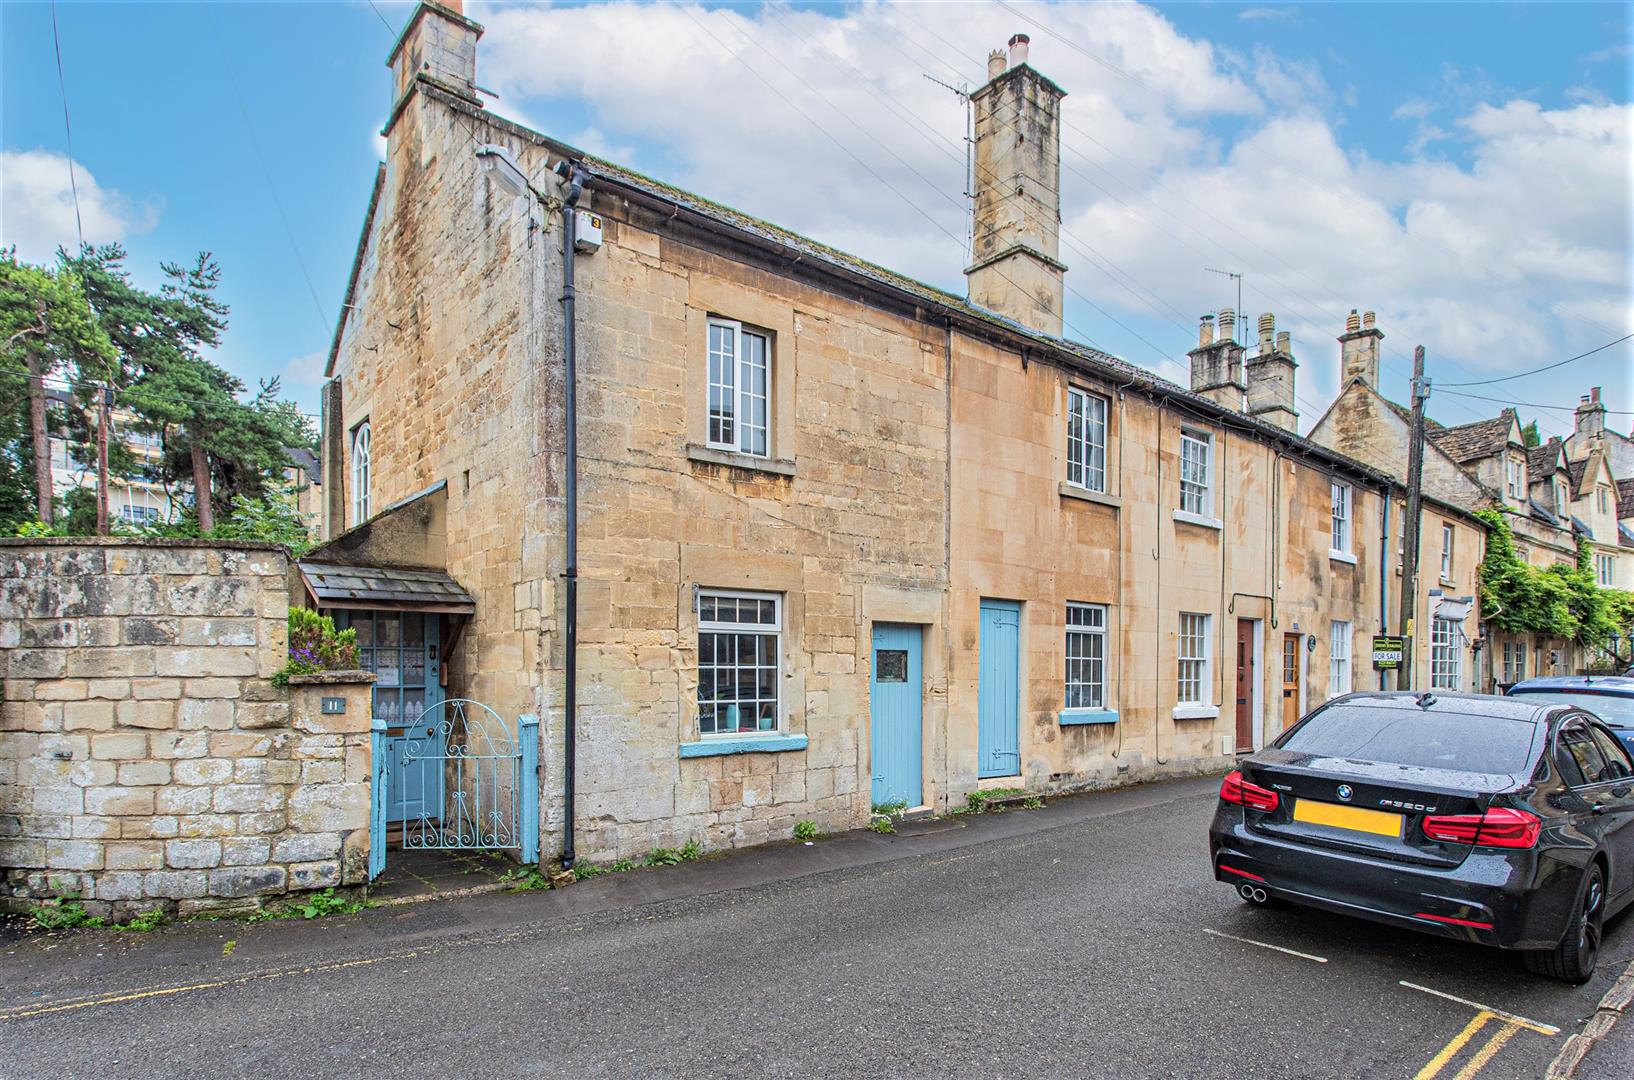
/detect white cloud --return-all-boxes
[1239,7,1298,21]
[0,149,158,262]
[468,1,1629,414]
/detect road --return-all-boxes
[3,776,1628,1078]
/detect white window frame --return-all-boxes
[1177,612,1212,708]
[696,589,782,737]
[705,318,771,458]
[1329,621,1352,698]
[1065,388,1108,493]
[1441,523,1454,581]
[1330,480,1352,555]
[350,420,371,525]
[1556,480,1569,511]
[1502,640,1527,684]
[1065,602,1107,710]
[1505,456,1524,500]
[1430,617,1461,690]
[1598,487,1610,515]
[1178,430,1213,519]
[1597,552,1615,587]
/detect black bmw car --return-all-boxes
[1209,691,1634,983]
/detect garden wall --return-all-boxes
[0,538,374,918]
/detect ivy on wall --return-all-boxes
[1475,508,1634,650]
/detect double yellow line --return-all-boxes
[1415,1009,1551,1080]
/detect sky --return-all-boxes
[3,1,1630,441]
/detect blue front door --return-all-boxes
[978,600,1021,778]
[870,624,923,808]
[336,611,444,824]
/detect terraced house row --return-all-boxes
[310,2,1484,865]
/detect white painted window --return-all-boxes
[706,318,771,457]
[1179,430,1212,517]
[1330,481,1352,554]
[1066,388,1108,493]
[1441,523,1454,580]
[1502,641,1527,684]
[1431,617,1461,689]
[697,590,781,736]
[350,420,371,525]
[1556,481,1569,511]
[1329,621,1352,698]
[1505,457,1525,500]
[1177,612,1212,707]
[1598,487,1610,515]
[1065,603,1106,709]
[1597,553,1615,587]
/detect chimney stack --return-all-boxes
[966,35,1067,336]
[1573,385,1607,454]
[1338,307,1383,388]
[1189,308,1247,411]
[1245,313,1298,431]
[389,1,483,110]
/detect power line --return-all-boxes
[1437,387,1634,416]
[1436,333,1634,388]
[366,0,398,39]
[49,0,83,249]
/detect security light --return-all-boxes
[476,144,530,196]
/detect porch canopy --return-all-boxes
[297,561,474,614]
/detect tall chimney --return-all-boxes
[389,1,483,110]
[966,35,1068,336]
[1338,307,1383,388]
[1189,309,1247,411]
[1245,313,1298,432]
[1573,385,1607,456]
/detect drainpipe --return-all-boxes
[1378,484,1392,690]
[556,160,588,869]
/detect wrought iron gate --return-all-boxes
[369,700,539,880]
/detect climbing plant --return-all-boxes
[1476,509,1634,651]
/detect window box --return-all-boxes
[679,734,808,758]
[1059,708,1119,726]
[1172,705,1220,721]
[686,443,795,477]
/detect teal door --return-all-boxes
[336,611,443,824]
[870,624,923,808]
[978,600,1021,778]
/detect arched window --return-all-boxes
[351,421,371,525]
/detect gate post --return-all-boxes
[519,713,540,866]
[369,716,388,881]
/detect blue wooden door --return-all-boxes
[978,600,1021,778]
[337,611,443,824]
[870,624,923,808]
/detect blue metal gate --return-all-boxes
[369,700,539,880]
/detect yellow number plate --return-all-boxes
[1292,799,1404,838]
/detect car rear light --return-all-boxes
[1413,912,1495,930]
[1422,807,1541,849]
[1220,770,1279,812]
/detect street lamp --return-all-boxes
[476,144,530,196]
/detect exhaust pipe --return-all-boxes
[1239,883,1268,903]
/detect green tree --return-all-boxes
[0,250,116,525]
[1520,419,1541,448]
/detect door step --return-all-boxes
[899,805,936,823]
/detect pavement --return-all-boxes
[3,775,1631,1079]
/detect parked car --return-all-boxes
[1209,691,1634,983]
[1506,675,1634,756]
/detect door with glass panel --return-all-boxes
[335,610,443,824]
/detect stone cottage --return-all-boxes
[315,2,1409,870]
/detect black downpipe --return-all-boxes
[558,161,587,869]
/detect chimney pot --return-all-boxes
[987,50,1005,79]
[1218,308,1236,337]
[1345,309,1361,334]
[1008,33,1030,68]
[1276,330,1290,352]
[1258,312,1275,351]
[1591,386,1602,403]
[1362,310,1376,330]
[1199,314,1216,347]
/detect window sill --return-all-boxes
[686,444,795,477]
[679,733,808,758]
[1172,705,1220,721]
[1173,509,1222,530]
[1329,550,1358,566]
[1059,708,1119,726]
[1058,483,1121,510]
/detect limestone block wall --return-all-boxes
[0,539,375,917]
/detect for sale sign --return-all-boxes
[1372,636,1406,669]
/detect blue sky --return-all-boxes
[4,1,1630,439]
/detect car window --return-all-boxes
[1589,726,1634,780]
[1508,690,1634,726]
[1561,727,1610,786]
[1277,705,1536,774]
[1555,743,1588,787]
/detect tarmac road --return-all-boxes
[2,775,1627,1078]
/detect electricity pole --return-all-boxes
[1397,345,1430,690]
[95,384,111,535]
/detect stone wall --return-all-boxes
[0,539,374,918]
